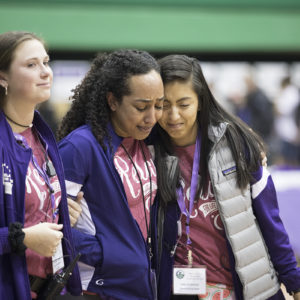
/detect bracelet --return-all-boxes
[8,222,27,255]
[290,288,300,296]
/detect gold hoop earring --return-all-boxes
[5,86,7,95]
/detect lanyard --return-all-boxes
[176,135,201,246]
[120,141,153,258]
[14,130,58,221]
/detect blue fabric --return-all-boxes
[0,110,81,300]
[58,124,156,300]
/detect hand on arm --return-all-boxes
[23,223,63,257]
[68,191,84,227]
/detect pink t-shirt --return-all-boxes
[174,144,233,286]
[114,138,157,240]
[21,128,61,279]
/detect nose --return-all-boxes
[144,106,157,125]
[40,64,52,78]
[168,106,180,121]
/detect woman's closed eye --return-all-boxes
[180,103,190,108]
[136,106,147,112]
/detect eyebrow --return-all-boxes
[25,55,50,61]
[164,96,192,103]
[177,97,192,102]
[135,96,164,103]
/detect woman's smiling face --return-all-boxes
[4,39,52,106]
[159,80,199,146]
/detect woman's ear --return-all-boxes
[0,71,8,90]
[107,92,118,111]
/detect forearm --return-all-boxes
[71,227,103,267]
[252,172,300,291]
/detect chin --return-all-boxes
[37,95,50,104]
[133,132,149,140]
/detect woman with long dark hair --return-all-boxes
[152,55,300,300]
[57,49,164,299]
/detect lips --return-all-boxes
[137,126,153,133]
[37,82,51,87]
[167,123,183,129]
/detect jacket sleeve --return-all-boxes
[251,166,300,293]
[0,227,11,254]
[71,228,103,267]
[0,148,12,255]
[59,136,103,267]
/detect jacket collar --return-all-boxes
[0,110,55,159]
[208,122,228,144]
[106,122,124,156]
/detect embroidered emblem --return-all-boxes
[2,163,13,195]
[96,279,104,286]
[222,166,236,176]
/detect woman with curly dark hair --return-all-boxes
[57,49,164,300]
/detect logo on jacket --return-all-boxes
[2,163,13,195]
[96,279,104,286]
[222,166,236,176]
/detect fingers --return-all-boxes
[47,223,63,231]
[68,198,82,213]
[45,223,63,241]
[67,195,83,227]
[69,214,77,227]
[76,191,84,203]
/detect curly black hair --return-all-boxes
[57,49,160,149]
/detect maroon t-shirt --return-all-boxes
[114,138,157,240]
[174,144,233,286]
[21,128,61,280]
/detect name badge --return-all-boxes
[52,241,65,274]
[173,266,206,295]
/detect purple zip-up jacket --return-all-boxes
[0,111,82,300]
[58,124,157,300]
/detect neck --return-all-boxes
[111,115,129,138]
[173,125,198,147]
[2,104,34,133]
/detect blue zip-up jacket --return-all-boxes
[153,125,300,300]
[58,124,156,300]
[0,111,82,300]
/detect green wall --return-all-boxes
[1,0,300,52]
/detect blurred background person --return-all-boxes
[274,76,300,166]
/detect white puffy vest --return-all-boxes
[207,123,280,300]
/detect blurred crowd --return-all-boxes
[227,75,300,167]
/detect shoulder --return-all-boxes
[59,125,98,149]
[63,125,94,141]
[59,125,111,165]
